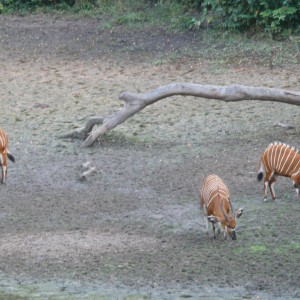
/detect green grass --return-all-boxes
[95,131,156,147]
[233,241,300,264]
[0,294,30,300]
[274,242,300,254]
[250,245,268,253]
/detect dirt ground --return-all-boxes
[0,15,300,299]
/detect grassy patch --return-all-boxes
[95,131,155,148]
[250,245,268,253]
[0,293,30,300]
[274,242,300,254]
[232,192,300,258]
[189,30,300,67]
[235,235,300,256]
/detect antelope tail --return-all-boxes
[7,152,15,163]
[257,155,264,182]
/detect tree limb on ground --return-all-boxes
[62,83,300,147]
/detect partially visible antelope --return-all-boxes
[257,142,300,202]
[200,174,243,240]
[0,129,15,184]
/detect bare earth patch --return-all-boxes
[0,14,299,299]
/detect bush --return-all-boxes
[0,0,100,11]
[1,0,299,37]
[201,0,300,35]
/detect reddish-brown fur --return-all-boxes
[200,174,243,240]
[257,142,300,201]
[0,129,15,184]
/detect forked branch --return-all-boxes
[62,83,300,147]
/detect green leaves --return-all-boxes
[200,0,300,36]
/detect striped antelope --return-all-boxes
[200,175,243,240]
[257,142,300,202]
[0,129,15,184]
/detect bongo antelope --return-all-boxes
[0,129,15,184]
[257,142,300,202]
[200,174,243,240]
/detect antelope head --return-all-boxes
[206,198,244,241]
[292,174,300,200]
[219,198,237,240]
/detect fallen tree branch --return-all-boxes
[63,116,104,140]
[273,122,295,130]
[62,83,300,147]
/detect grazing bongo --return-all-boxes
[200,174,243,240]
[257,142,300,202]
[0,129,15,184]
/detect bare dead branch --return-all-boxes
[62,116,104,140]
[273,122,296,130]
[63,83,300,147]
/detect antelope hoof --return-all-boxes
[263,198,268,202]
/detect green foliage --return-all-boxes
[0,0,74,12]
[260,4,298,34]
[1,0,300,37]
[0,0,100,12]
[201,0,300,36]
[114,12,147,26]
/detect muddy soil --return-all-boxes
[0,15,299,299]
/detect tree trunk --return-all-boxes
[62,83,300,147]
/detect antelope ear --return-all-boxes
[235,208,244,219]
[207,216,219,224]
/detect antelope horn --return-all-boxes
[229,199,235,220]
[221,198,230,222]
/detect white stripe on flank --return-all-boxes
[279,147,292,174]
[201,175,230,209]
[285,151,298,175]
[0,136,4,148]
[263,143,300,178]
[265,145,273,173]
[276,144,285,170]
[278,146,288,172]
[290,160,300,176]
[207,193,218,208]
[273,144,280,170]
